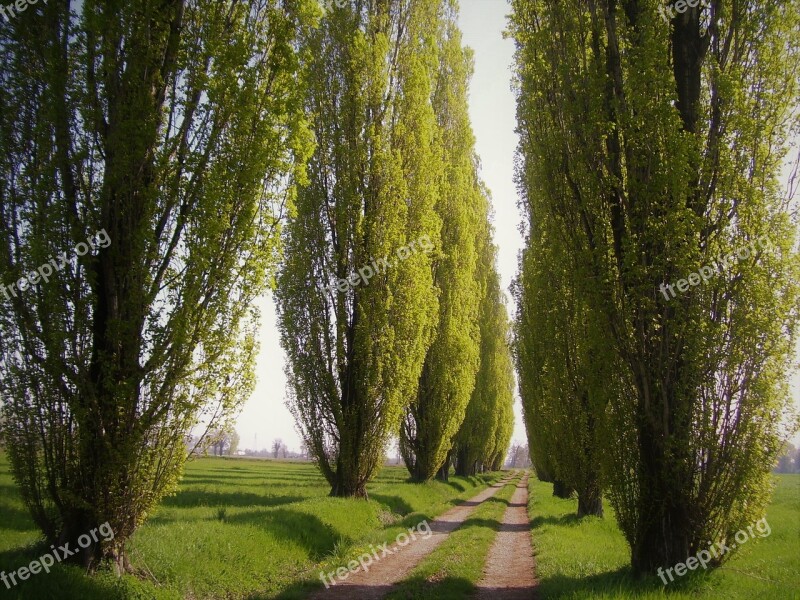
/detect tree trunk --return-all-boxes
[436,450,452,481]
[57,512,110,572]
[631,494,693,573]
[577,486,603,517]
[454,447,471,476]
[330,472,368,499]
[552,480,573,498]
[491,456,503,471]
[329,446,368,498]
[110,546,134,577]
[630,418,693,573]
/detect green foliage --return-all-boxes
[276,0,443,497]
[510,0,800,573]
[453,232,515,477]
[513,198,612,516]
[0,0,314,570]
[399,8,486,482]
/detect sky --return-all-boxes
[235,0,525,453]
[235,0,800,453]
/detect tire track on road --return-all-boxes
[473,473,537,599]
[309,472,518,600]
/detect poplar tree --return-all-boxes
[0,0,313,571]
[399,8,485,482]
[489,393,514,471]
[514,224,609,516]
[511,0,799,572]
[453,230,515,477]
[276,0,442,498]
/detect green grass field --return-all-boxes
[1,452,797,599]
[0,453,501,599]
[528,474,800,600]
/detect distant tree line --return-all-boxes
[774,443,800,474]
[186,428,240,457]
[506,444,532,469]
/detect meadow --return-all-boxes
[0,454,500,599]
[528,475,800,599]
[1,453,797,599]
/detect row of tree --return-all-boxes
[0,0,513,572]
[276,0,514,498]
[510,0,799,576]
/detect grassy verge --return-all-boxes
[528,474,800,599]
[382,472,522,600]
[0,453,503,600]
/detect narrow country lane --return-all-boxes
[309,474,517,600]
[474,473,537,599]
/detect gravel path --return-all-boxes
[309,473,516,600]
[473,473,537,599]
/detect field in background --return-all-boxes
[528,475,800,599]
[0,454,501,600]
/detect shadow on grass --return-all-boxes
[530,513,581,528]
[262,577,330,600]
[395,511,439,532]
[228,508,345,560]
[444,480,467,493]
[537,565,708,598]
[261,579,487,600]
[178,478,328,489]
[0,503,37,532]
[0,544,154,600]
[454,490,511,509]
[370,494,414,517]
[162,490,305,508]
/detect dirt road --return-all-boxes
[473,473,537,599]
[310,474,516,600]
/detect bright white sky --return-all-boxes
[235,0,800,453]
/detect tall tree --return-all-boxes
[399,7,485,482]
[276,0,442,498]
[514,224,610,517]
[453,232,515,477]
[488,388,514,472]
[0,0,312,572]
[511,0,799,572]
